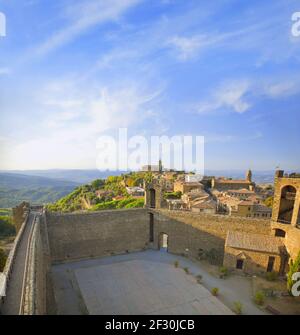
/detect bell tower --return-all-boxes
[246,169,252,183]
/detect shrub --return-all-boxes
[264,196,274,208]
[211,287,219,296]
[183,267,189,274]
[174,260,179,268]
[219,266,229,279]
[233,301,243,315]
[265,271,278,282]
[254,291,265,306]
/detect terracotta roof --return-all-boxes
[226,231,284,254]
[237,200,272,212]
[238,200,256,206]
[227,188,254,194]
[216,179,251,184]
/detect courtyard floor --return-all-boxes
[51,250,267,315]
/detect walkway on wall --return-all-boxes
[1,213,35,315]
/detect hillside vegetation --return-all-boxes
[47,172,151,213]
[0,215,15,239]
[0,214,16,271]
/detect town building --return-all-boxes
[191,200,217,214]
[126,187,145,197]
[174,180,204,194]
[230,200,272,219]
[223,170,300,276]
[211,170,255,191]
[224,231,286,275]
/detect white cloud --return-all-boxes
[195,81,251,114]
[1,79,163,170]
[35,0,142,55]
[167,35,208,61]
[264,81,300,98]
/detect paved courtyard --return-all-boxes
[51,250,234,315]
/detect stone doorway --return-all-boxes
[159,233,169,252]
[150,188,156,208]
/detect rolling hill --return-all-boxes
[0,172,80,208]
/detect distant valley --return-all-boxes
[0,172,80,208]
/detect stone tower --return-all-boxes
[159,159,163,174]
[271,170,300,263]
[246,169,252,182]
[144,178,165,209]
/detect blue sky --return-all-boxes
[0,0,299,171]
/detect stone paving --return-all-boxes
[51,251,234,315]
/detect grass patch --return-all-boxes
[254,291,265,306]
[233,301,243,315]
[183,267,190,274]
[211,287,219,296]
[265,272,278,282]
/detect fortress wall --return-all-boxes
[46,208,272,265]
[46,209,150,263]
[271,222,300,262]
[22,215,52,315]
[152,210,272,262]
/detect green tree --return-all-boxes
[264,196,274,208]
[91,179,105,190]
[0,216,16,239]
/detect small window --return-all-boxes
[275,229,286,238]
[236,259,244,270]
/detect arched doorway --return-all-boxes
[278,186,297,224]
[159,233,169,252]
[149,188,156,208]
